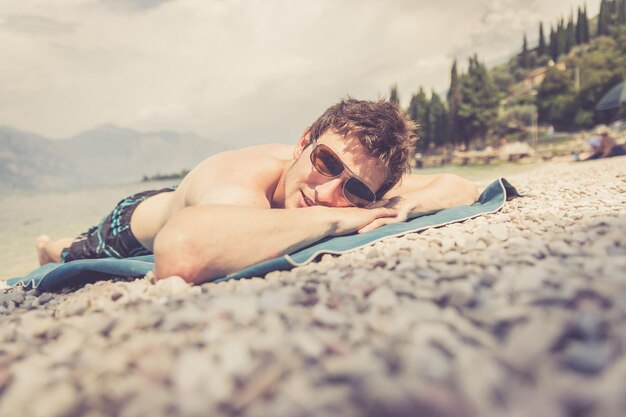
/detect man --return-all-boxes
[585,125,626,160]
[36,98,479,284]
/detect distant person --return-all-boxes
[36,98,479,284]
[584,125,626,160]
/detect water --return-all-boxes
[0,180,178,280]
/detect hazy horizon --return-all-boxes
[1,0,599,146]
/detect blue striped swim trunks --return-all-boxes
[60,186,177,262]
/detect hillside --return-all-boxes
[0,126,230,192]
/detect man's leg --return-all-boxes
[36,235,74,265]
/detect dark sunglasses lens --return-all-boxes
[312,146,344,177]
[344,177,376,207]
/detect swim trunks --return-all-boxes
[60,186,177,262]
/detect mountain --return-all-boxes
[0,125,231,192]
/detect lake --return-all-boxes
[0,180,178,281]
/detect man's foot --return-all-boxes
[36,235,52,265]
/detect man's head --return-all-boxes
[596,125,610,136]
[280,98,417,209]
[308,98,418,198]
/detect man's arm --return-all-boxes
[386,173,479,215]
[153,204,396,284]
[358,173,479,233]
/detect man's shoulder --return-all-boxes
[236,143,293,159]
[179,143,291,207]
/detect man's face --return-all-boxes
[282,129,387,209]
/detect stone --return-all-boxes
[312,304,346,327]
[367,286,398,310]
[560,341,616,375]
[154,275,191,295]
[292,330,326,359]
[38,293,53,304]
[489,223,509,241]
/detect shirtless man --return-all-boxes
[585,125,626,160]
[36,98,479,284]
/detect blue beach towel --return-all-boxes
[7,178,519,292]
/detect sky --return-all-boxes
[0,0,599,146]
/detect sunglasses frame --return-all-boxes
[309,137,377,208]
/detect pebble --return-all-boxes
[312,304,346,327]
[367,286,398,310]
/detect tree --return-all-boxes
[537,68,578,130]
[565,15,576,52]
[619,0,626,25]
[408,87,428,149]
[447,59,462,145]
[426,91,448,148]
[598,0,609,36]
[549,26,560,61]
[539,22,547,56]
[582,5,591,43]
[520,33,529,67]
[557,18,567,54]
[458,55,499,148]
[576,7,584,44]
[389,84,400,106]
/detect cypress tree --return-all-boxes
[447,59,462,145]
[539,22,547,56]
[549,26,559,61]
[565,15,576,52]
[389,84,400,106]
[583,5,590,42]
[557,19,567,55]
[409,87,428,148]
[576,7,583,44]
[521,33,529,67]
[428,91,447,148]
[598,0,608,36]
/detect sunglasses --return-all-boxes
[309,137,377,208]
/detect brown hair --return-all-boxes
[309,97,418,198]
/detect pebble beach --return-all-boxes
[1,157,625,417]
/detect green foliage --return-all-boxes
[447,60,462,145]
[539,22,547,56]
[520,34,530,68]
[538,27,626,130]
[389,84,400,106]
[599,0,610,35]
[494,104,536,136]
[425,92,448,148]
[408,87,428,149]
[550,26,560,61]
[566,15,576,52]
[458,55,500,146]
[393,0,626,150]
[537,68,578,130]
[490,62,515,94]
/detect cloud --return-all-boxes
[99,0,178,13]
[0,0,598,144]
[1,14,74,35]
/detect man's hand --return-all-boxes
[356,197,413,233]
[323,203,398,236]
